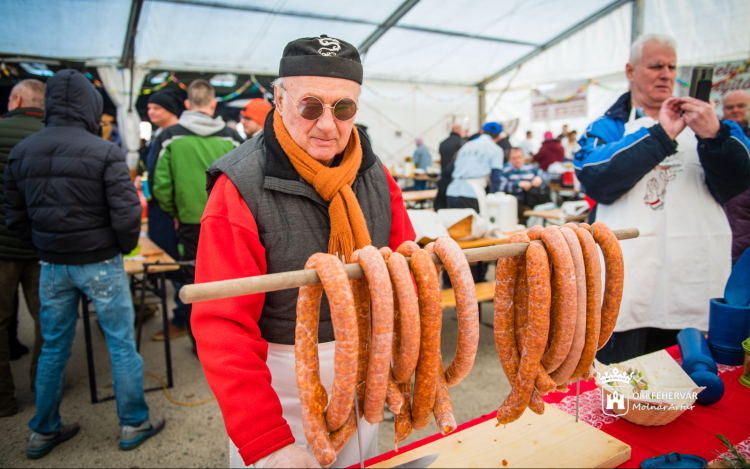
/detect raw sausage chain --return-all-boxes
[294,223,625,465]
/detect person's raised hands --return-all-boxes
[658,97,687,140]
[258,444,321,468]
[519,180,532,191]
[678,96,721,139]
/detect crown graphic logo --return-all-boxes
[599,368,637,385]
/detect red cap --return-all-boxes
[240,98,272,125]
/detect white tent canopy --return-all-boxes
[3,0,749,166]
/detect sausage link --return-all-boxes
[379,246,393,261]
[409,250,442,431]
[578,222,591,231]
[540,227,577,372]
[435,236,479,387]
[349,250,371,418]
[396,240,420,257]
[329,409,357,453]
[562,223,579,230]
[356,246,394,425]
[387,252,420,384]
[295,254,338,467]
[434,360,457,435]
[385,372,404,415]
[394,381,413,451]
[527,225,544,241]
[536,368,556,395]
[509,233,529,357]
[548,227,587,385]
[571,228,602,380]
[591,222,624,350]
[497,243,551,425]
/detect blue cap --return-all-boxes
[482,122,503,134]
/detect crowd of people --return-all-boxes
[0,30,748,469]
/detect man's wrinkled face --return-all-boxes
[509,149,525,169]
[627,41,677,108]
[723,91,750,127]
[275,76,360,162]
[147,103,174,129]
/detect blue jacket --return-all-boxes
[574,92,750,205]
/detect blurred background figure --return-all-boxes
[534,130,565,171]
[518,130,539,160]
[411,137,432,190]
[561,130,579,160]
[239,98,272,140]
[556,123,569,140]
[439,122,464,172]
[493,147,550,225]
[721,90,750,264]
[722,90,749,137]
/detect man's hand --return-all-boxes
[134,176,143,191]
[678,96,721,139]
[531,176,543,188]
[658,97,687,140]
[259,444,321,468]
[518,180,532,191]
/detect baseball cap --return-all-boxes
[482,122,503,134]
[240,98,273,125]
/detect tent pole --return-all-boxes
[631,0,645,44]
[478,84,486,128]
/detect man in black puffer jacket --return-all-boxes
[4,70,164,458]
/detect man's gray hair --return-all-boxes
[10,79,45,108]
[629,34,677,66]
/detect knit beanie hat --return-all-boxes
[279,35,363,84]
[240,98,272,125]
[148,89,184,118]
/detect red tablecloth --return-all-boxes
[355,346,750,468]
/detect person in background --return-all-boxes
[494,147,550,224]
[518,130,539,159]
[497,131,512,159]
[721,90,750,264]
[556,123,569,140]
[0,79,45,418]
[4,69,164,458]
[151,79,243,348]
[575,34,750,364]
[139,89,187,341]
[561,130,579,160]
[439,122,464,172]
[412,137,432,190]
[446,122,505,215]
[240,98,272,139]
[533,131,565,171]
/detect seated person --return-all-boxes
[493,147,550,224]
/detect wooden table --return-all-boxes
[401,189,437,202]
[124,236,180,275]
[523,208,588,225]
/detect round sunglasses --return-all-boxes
[283,87,358,122]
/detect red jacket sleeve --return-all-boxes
[192,175,294,465]
[384,165,416,249]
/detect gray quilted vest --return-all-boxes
[206,120,392,344]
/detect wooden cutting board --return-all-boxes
[370,404,630,468]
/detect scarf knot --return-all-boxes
[312,166,345,201]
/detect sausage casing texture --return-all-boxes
[356,246,394,425]
[578,222,591,231]
[393,381,413,450]
[349,250,371,418]
[396,240,420,257]
[385,373,404,415]
[497,243,551,425]
[435,236,479,387]
[510,233,529,354]
[434,360,457,435]
[540,227,578,373]
[410,249,442,431]
[571,227,602,380]
[329,409,358,453]
[527,225,544,241]
[387,252,420,384]
[295,253,338,467]
[549,227,587,386]
[379,246,393,261]
[591,222,624,350]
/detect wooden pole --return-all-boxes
[179,227,639,304]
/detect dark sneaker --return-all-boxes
[26,423,80,459]
[119,416,165,450]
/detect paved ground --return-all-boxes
[1,273,510,467]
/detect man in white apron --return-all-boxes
[190,36,416,468]
[574,34,750,364]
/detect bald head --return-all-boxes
[8,79,45,111]
[451,123,462,135]
[723,90,750,127]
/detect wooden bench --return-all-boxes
[441,281,494,309]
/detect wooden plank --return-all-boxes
[523,208,588,222]
[442,281,494,309]
[370,404,631,468]
[124,236,180,275]
[402,189,438,202]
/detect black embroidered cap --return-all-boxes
[279,35,363,84]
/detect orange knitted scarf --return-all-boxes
[273,110,371,260]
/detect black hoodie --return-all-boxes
[3,69,142,264]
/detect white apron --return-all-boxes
[229,342,379,468]
[595,109,732,332]
[466,176,489,216]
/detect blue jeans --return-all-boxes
[30,255,149,434]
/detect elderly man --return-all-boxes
[494,147,549,224]
[240,98,272,139]
[439,123,464,171]
[721,90,750,264]
[192,36,415,468]
[575,34,750,364]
